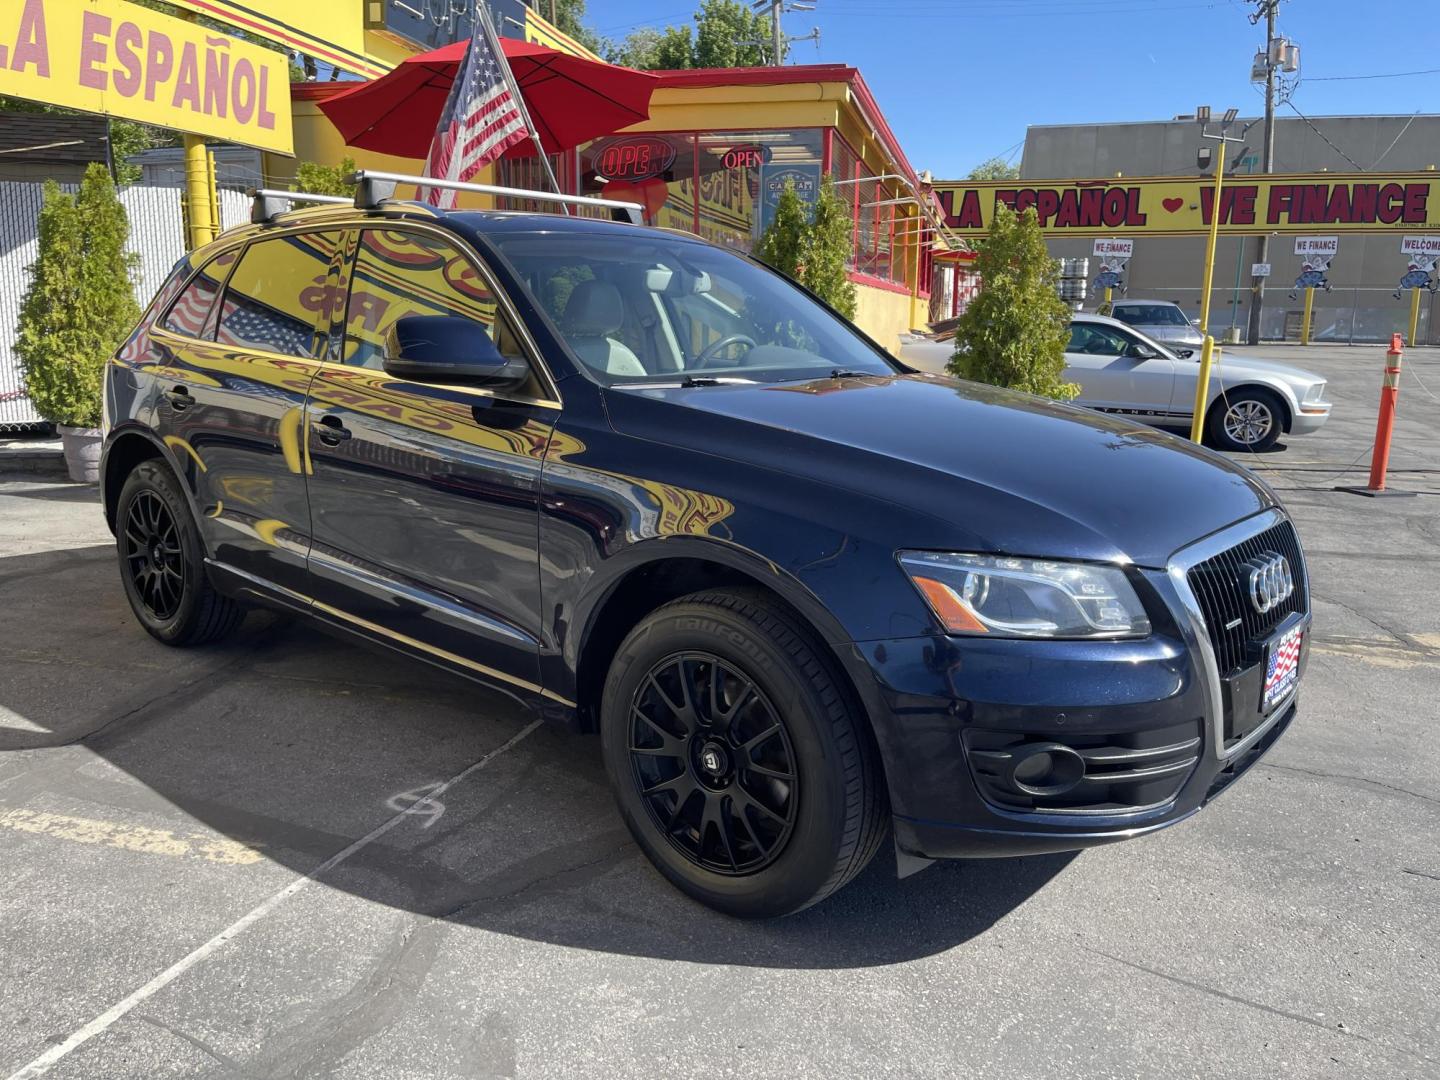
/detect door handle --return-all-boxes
[312,414,351,445]
[164,385,192,411]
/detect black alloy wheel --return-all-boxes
[629,652,798,875]
[122,489,186,621]
[115,460,245,646]
[601,589,888,918]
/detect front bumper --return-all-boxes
[1289,402,1332,436]
[857,517,1309,860]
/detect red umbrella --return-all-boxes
[318,39,659,161]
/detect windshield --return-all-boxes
[488,231,897,385]
[1113,304,1192,327]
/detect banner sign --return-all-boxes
[934,173,1440,238]
[758,163,820,235]
[1294,236,1339,256]
[169,0,387,79]
[1093,238,1133,258]
[1401,236,1440,256]
[0,0,293,154]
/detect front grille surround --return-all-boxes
[1184,518,1309,676]
[1167,509,1310,762]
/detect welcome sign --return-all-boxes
[935,173,1440,238]
[0,0,293,154]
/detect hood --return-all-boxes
[605,372,1276,568]
[1205,354,1325,384]
[1142,325,1204,344]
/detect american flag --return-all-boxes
[420,15,531,210]
[1263,625,1303,709]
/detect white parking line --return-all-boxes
[4,719,543,1080]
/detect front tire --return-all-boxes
[1207,387,1284,452]
[115,460,244,646]
[600,589,887,918]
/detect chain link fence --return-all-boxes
[0,183,250,429]
[1087,285,1437,346]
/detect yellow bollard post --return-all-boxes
[1407,285,1422,346]
[1189,335,1216,443]
[182,136,214,251]
[1301,286,1314,345]
[1103,286,1113,313]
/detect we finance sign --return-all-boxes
[936,173,1440,238]
[0,0,292,154]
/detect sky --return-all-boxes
[581,0,1440,179]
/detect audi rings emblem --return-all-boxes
[1244,552,1294,614]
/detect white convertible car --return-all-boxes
[898,312,1332,452]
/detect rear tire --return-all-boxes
[115,460,244,646]
[600,588,887,918]
[1206,387,1284,453]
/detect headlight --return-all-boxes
[1303,381,1327,403]
[898,552,1151,639]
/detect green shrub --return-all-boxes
[949,203,1077,399]
[15,164,140,429]
[755,175,857,321]
[296,156,357,197]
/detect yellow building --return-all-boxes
[279,60,940,352]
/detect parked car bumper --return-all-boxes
[857,567,1309,860]
[1288,402,1333,436]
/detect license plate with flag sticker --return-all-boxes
[1263,624,1303,712]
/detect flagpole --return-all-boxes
[475,0,567,209]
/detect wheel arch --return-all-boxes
[570,540,896,795]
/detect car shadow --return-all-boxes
[0,538,1075,969]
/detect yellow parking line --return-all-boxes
[0,808,263,866]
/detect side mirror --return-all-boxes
[383,315,529,386]
[1175,348,1195,359]
[1124,342,1159,360]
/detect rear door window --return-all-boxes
[216,232,343,359]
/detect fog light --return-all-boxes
[1005,743,1086,797]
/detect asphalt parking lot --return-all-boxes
[1,343,1437,1079]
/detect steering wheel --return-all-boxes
[692,334,758,370]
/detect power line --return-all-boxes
[1308,66,1440,82]
[1283,99,1365,171]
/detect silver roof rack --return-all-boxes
[249,188,352,224]
[348,169,646,225]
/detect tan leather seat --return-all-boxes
[562,281,646,377]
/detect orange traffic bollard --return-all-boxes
[1338,333,1415,498]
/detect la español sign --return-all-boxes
[935,173,1440,238]
[0,0,293,155]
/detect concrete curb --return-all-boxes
[0,439,70,481]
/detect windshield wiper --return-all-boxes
[829,368,878,379]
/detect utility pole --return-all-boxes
[750,0,817,66]
[1247,0,1279,345]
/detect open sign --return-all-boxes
[595,136,676,182]
[720,144,773,170]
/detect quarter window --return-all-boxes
[216,232,341,359]
[342,229,525,371]
[161,248,239,339]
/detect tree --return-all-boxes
[693,0,771,68]
[754,176,857,320]
[15,165,140,429]
[296,156,356,196]
[968,155,1021,181]
[611,0,776,70]
[549,0,607,57]
[948,203,1077,400]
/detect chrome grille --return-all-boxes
[1185,518,1308,676]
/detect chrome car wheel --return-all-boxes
[1223,398,1274,447]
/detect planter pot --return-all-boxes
[57,425,102,484]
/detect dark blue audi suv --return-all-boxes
[101,180,1309,917]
